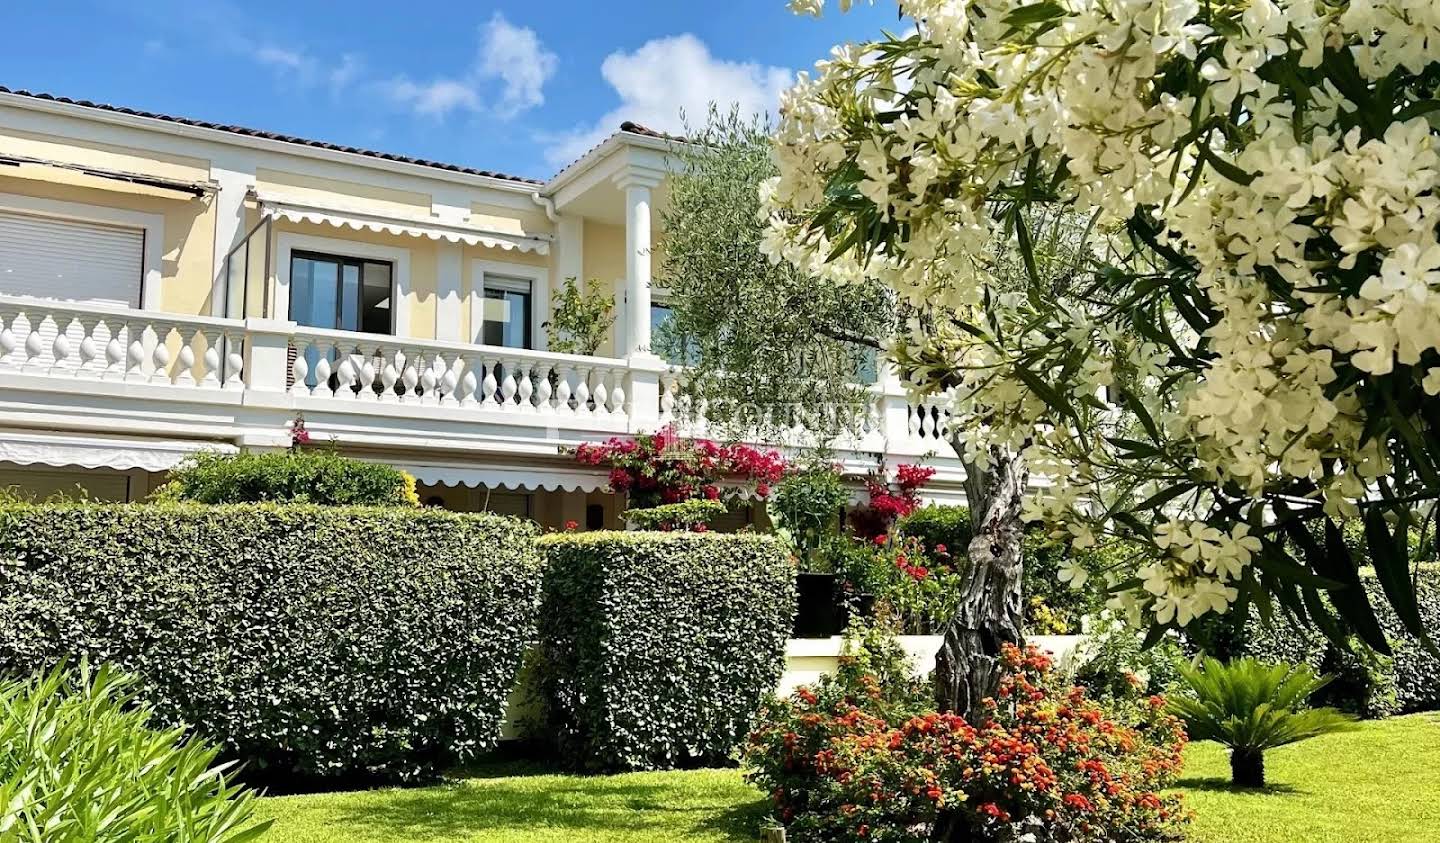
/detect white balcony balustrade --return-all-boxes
[288,328,631,418]
[0,294,957,459]
[0,295,243,387]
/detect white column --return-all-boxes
[436,244,463,341]
[615,170,663,358]
[557,216,583,284]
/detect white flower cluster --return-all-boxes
[766,0,1440,627]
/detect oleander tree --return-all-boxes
[768,0,1440,683]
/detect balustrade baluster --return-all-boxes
[224,331,245,387]
[533,364,553,414]
[149,325,173,384]
[0,308,16,369]
[574,368,592,415]
[459,359,478,406]
[201,332,221,388]
[516,361,535,411]
[313,341,335,396]
[419,353,440,405]
[591,370,610,417]
[75,317,100,378]
[401,351,420,402]
[439,356,461,405]
[380,349,400,401]
[124,322,147,382]
[22,312,45,371]
[334,346,357,397]
[499,360,518,409]
[609,372,626,416]
[291,338,311,394]
[555,365,573,414]
[175,328,198,386]
[357,349,378,400]
[481,360,499,405]
[49,315,74,375]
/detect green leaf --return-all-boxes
[1002,1,1066,27]
[1363,509,1428,642]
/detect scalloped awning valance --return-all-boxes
[398,462,608,493]
[255,193,550,255]
[0,431,235,473]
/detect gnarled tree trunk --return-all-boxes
[932,445,1026,842]
[934,444,1027,722]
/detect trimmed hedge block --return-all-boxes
[0,503,541,781]
[1240,564,1440,715]
[536,531,795,771]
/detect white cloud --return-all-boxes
[253,45,317,81]
[380,77,482,118]
[544,35,792,167]
[328,53,364,95]
[479,13,558,119]
[381,13,555,121]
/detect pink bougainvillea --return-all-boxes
[849,463,935,540]
[573,425,787,509]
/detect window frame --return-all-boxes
[471,259,549,351]
[287,249,396,335]
[274,231,411,333]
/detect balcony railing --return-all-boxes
[0,294,957,458]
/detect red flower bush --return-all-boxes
[746,642,1189,843]
[574,426,786,509]
[850,464,934,540]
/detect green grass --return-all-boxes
[1179,712,1440,843]
[255,714,1440,843]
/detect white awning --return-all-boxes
[400,462,607,493]
[256,193,550,255]
[0,431,235,473]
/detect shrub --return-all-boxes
[772,466,850,567]
[545,276,615,356]
[1225,564,1440,715]
[1167,657,1358,788]
[625,498,728,531]
[746,641,1189,843]
[0,502,541,781]
[0,662,269,842]
[158,450,419,507]
[573,427,787,509]
[828,533,966,634]
[1074,613,1186,701]
[536,531,795,771]
[897,505,972,558]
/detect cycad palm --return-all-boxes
[1168,657,1358,787]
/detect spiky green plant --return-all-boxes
[0,662,270,842]
[1168,657,1359,788]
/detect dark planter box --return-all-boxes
[794,572,843,638]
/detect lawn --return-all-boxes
[255,714,1440,843]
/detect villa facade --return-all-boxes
[0,86,965,527]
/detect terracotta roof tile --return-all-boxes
[0,86,546,185]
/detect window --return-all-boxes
[650,302,698,365]
[289,251,393,334]
[481,275,533,349]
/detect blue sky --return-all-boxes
[1,1,897,181]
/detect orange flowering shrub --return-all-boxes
[745,644,1188,842]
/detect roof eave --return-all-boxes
[0,90,544,195]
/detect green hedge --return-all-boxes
[1237,565,1440,715]
[536,531,795,771]
[157,450,418,507]
[0,503,540,781]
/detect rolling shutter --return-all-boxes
[0,210,145,369]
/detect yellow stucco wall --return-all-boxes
[0,171,216,316]
[0,124,638,350]
[255,168,430,217]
